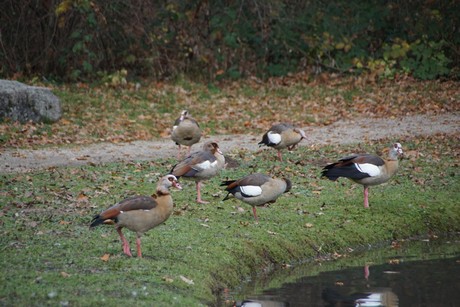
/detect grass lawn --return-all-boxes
[1,133,459,305]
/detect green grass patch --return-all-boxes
[1,136,459,305]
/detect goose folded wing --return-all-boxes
[239,185,263,198]
[116,196,158,211]
[191,154,218,172]
[90,196,157,227]
[322,154,385,180]
[105,196,157,216]
[171,152,216,177]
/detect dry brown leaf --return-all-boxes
[100,253,110,262]
[77,193,88,202]
[60,271,71,278]
[160,128,171,138]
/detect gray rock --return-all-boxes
[0,80,62,123]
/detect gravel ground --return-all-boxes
[1,113,458,174]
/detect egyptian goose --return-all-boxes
[321,143,403,208]
[258,123,307,161]
[171,141,225,204]
[171,110,202,158]
[89,174,182,258]
[221,173,292,221]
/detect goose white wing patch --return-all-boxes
[267,131,282,145]
[355,163,381,177]
[194,160,217,171]
[240,185,262,197]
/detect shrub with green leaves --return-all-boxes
[0,0,458,81]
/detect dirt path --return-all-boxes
[1,113,458,174]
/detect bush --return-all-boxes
[0,0,458,81]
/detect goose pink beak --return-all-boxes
[173,180,183,190]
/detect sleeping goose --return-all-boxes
[171,141,225,204]
[90,174,182,258]
[221,173,292,222]
[321,143,403,208]
[258,123,307,161]
[171,110,202,158]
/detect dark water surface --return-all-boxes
[226,237,460,307]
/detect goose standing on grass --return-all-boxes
[89,174,182,258]
[171,110,202,159]
[171,141,225,204]
[221,173,292,222]
[321,143,403,208]
[258,123,307,161]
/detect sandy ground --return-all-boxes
[1,113,458,174]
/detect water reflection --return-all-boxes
[237,299,287,307]
[229,238,460,307]
[321,265,398,307]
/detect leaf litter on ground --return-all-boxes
[0,73,458,149]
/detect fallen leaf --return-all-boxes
[162,276,174,283]
[48,291,58,299]
[179,275,194,285]
[77,193,88,202]
[60,271,71,278]
[160,128,170,138]
[100,253,110,262]
[76,155,90,160]
[27,221,38,228]
[388,259,400,265]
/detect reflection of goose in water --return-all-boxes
[237,298,289,307]
[322,287,398,307]
[322,265,399,307]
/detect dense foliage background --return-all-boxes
[1,0,459,81]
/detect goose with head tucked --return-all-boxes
[258,123,307,161]
[171,110,202,159]
[171,141,225,204]
[321,143,403,208]
[89,174,182,258]
[221,173,292,222]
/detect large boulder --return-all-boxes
[0,80,62,123]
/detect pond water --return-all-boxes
[224,236,460,306]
